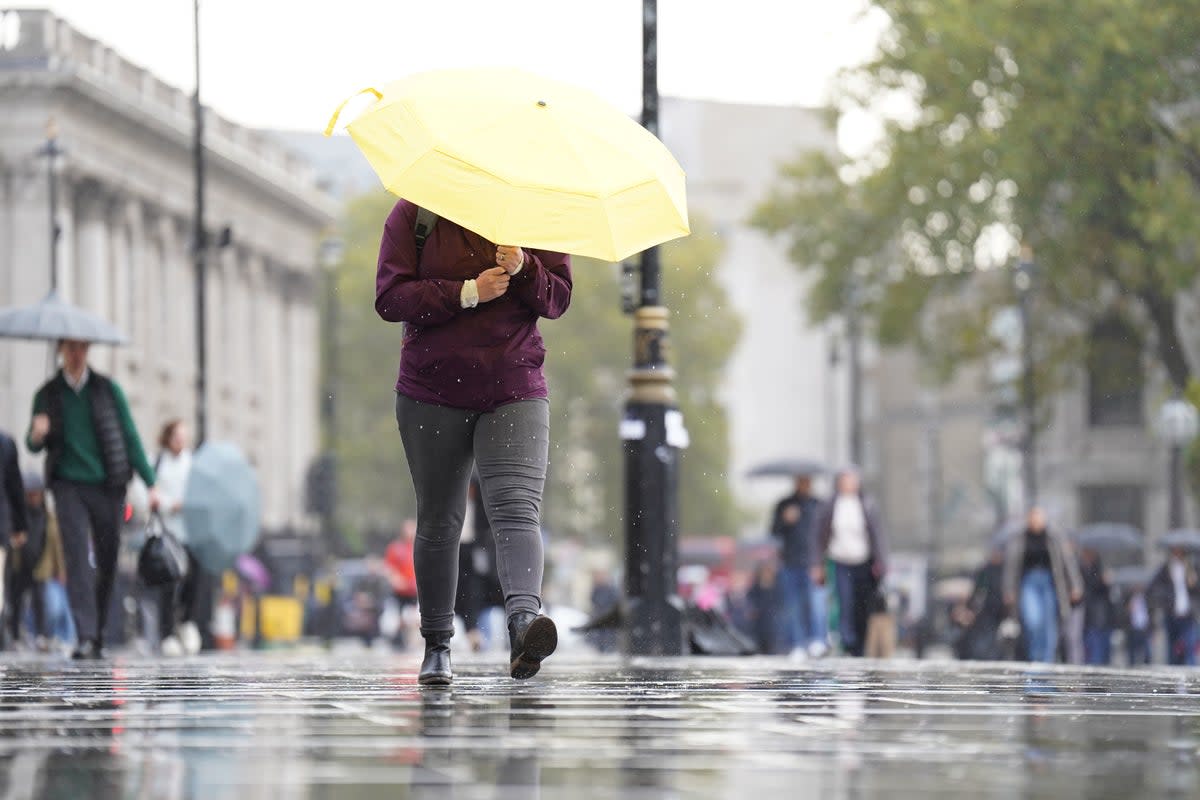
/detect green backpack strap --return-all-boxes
[413,206,439,262]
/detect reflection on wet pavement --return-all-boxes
[1,653,1198,798]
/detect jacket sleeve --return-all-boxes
[865,498,888,568]
[810,503,833,566]
[508,249,572,320]
[111,382,155,487]
[375,205,465,326]
[1002,537,1021,603]
[768,499,786,540]
[1060,537,1084,598]
[48,512,65,577]
[2,435,27,534]
[25,388,47,453]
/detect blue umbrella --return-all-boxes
[183,442,261,573]
[1159,529,1200,552]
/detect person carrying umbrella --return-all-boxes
[1002,506,1083,664]
[769,472,825,657]
[25,339,159,659]
[1147,547,1200,666]
[1078,547,1115,666]
[377,199,571,685]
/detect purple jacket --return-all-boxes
[376,200,573,411]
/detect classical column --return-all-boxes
[74,182,110,317]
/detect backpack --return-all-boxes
[413,206,438,263]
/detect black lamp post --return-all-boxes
[620,0,685,656]
[37,118,63,291]
[192,0,209,445]
[1016,245,1037,505]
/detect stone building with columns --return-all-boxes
[0,9,334,534]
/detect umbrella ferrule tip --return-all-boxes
[537,100,547,107]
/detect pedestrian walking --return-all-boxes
[384,519,418,650]
[1123,585,1152,667]
[152,419,205,657]
[1079,547,1115,666]
[769,474,826,657]
[25,339,159,659]
[954,549,1008,661]
[1002,507,1083,664]
[5,472,65,650]
[377,199,572,685]
[0,429,29,647]
[747,560,786,655]
[812,470,888,657]
[1147,548,1200,666]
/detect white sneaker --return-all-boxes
[807,641,830,659]
[788,646,809,662]
[161,636,185,657]
[179,622,202,655]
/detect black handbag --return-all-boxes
[137,513,189,587]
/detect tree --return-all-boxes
[754,0,1200,396]
[321,195,742,549]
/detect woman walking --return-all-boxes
[153,419,203,656]
[813,470,888,657]
[376,200,572,685]
[1003,507,1083,663]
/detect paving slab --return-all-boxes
[1,651,1199,799]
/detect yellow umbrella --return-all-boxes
[325,67,689,262]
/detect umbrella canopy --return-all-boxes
[745,458,828,479]
[235,553,271,594]
[1109,565,1152,591]
[1159,529,1200,551]
[326,67,690,262]
[1073,522,1143,553]
[0,289,127,345]
[989,519,1025,551]
[183,442,261,573]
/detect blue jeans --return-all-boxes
[778,566,814,650]
[1166,616,1197,666]
[809,578,828,645]
[1020,568,1059,663]
[1083,628,1111,666]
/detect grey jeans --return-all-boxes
[396,394,550,636]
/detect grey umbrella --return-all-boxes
[1073,522,1143,553]
[183,441,261,573]
[1109,565,1152,590]
[745,458,827,478]
[1159,529,1200,552]
[0,289,127,345]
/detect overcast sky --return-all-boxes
[40,0,885,138]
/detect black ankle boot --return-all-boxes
[418,633,453,686]
[508,611,558,680]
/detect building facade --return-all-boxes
[0,9,334,533]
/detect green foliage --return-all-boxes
[320,196,742,549]
[754,0,1200,392]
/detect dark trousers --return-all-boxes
[1166,615,1197,667]
[834,561,875,657]
[52,480,123,643]
[158,547,203,640]
[1125,628,1151,666]
[396,395,549,637]
[1083,627,1112,666]
[6,566,46,640]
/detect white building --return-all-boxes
[0,9,334,533]
[661,98,843,529]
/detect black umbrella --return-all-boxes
[745,457,827,479]
[1109,565,1152,590]
[1073,522,1143,553]
[0,289,127,345]
[1159,529,1200,551]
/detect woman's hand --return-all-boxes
[476,266,511,303]
[496,246,524,274]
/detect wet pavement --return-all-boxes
[1,650,1199,799]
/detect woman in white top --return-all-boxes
[153,419,202,656]
[812,470,888,657]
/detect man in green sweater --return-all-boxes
[27,339,159,659]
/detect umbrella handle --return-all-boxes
[324,87,384,136]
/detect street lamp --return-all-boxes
[36,118,64,291]
[192,0,209,445]
[1015,244,1037,506]
[620,0,686,656]
[1157,396,1199,530]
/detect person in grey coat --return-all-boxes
[1002,507,1083,663]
